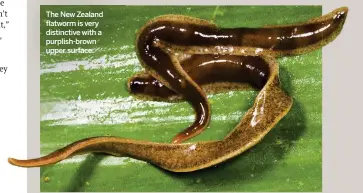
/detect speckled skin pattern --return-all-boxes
[9,7,347,172]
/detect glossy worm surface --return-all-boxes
[9,7,347,172]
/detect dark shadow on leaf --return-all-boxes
[63,154,105,192]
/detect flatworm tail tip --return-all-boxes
[8,158,25,167]
[338,6,349,12]
[333,6,349,19]
[8,157,42,168]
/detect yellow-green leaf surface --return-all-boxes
[40,6,322,192]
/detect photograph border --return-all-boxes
[28,1,361,193]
